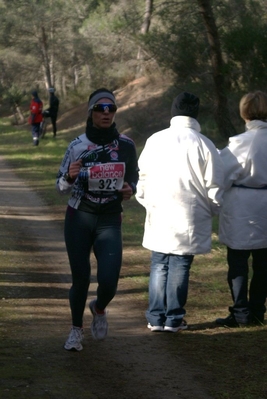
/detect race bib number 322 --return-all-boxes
[88,163,125,191]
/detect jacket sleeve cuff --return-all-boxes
[129,183,137,195]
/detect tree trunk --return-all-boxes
[197,0,236,138]
[61,75,67,98]
[72,51,79,89]
[40,26,52,88]
[49,22,55,88]
[73,66,79,89]
[141,0,153,35]
[15,104,25,124]
[136,0,154,77]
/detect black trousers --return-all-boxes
[227,247,267,323]
[64,206,122,327]
[44,110,57,136]
[50,114,57,136]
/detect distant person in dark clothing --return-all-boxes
[29,90,43,146]
[44,88,59,137]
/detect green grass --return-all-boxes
[0,118,267,399]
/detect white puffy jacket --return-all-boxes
[219,120,267,250]
[136,116,224,255]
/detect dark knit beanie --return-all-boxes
[171,92,200,119]
[88,88,116,114]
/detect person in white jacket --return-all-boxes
[136,92,224,332]
[216,90,267,328]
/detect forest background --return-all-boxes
[1,2,267,398]
[1,0,267,142]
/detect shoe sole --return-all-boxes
[64,344,83,351]
[147,324,164,332]
[64,340,83,351]
[164,325,188,332]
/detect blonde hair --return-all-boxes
[239,90,267,121]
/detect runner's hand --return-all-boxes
[118,182,133,201]
[68,160,82,180]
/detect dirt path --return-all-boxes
[0,155,214,399]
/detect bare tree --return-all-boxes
[136,0,154,77]
[141,0,153,34]
[40,26,53,88]
[197,0,236,138]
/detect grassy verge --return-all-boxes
[0,119,266,399]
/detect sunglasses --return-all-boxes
[90,103,117,113]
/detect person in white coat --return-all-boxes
[216,90,267,328]
[136,92,224,332]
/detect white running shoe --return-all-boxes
[147,323,164,332]
[164,320,188,332]
[89,300,108,340]
[64,326,84,351]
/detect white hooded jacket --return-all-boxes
[219,119,267,249]
[136,116,224,255]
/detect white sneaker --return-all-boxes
[147,323,164,332]
[164,320,188,332]
[89,300,108,340]
[64,326,84,351]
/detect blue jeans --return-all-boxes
[64,206,122,327]
[31,123,40,139]
[227,247,267,323]
[146,251,194,327]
